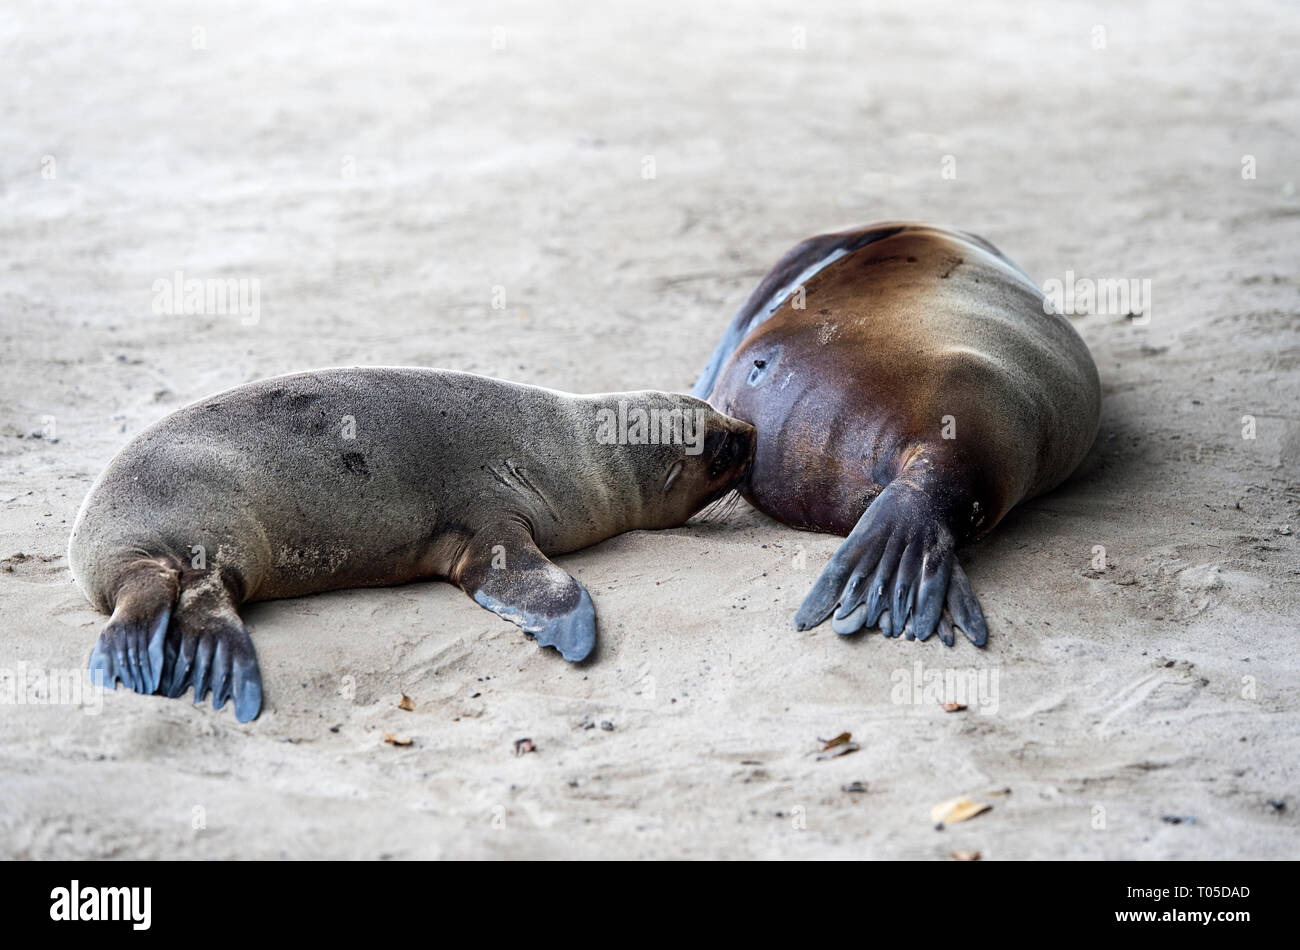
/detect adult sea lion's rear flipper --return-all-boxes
[942,561,987,647]
[454,523,597,663]
[792,479,988,646]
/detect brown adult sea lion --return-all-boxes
[693,223,1100,645]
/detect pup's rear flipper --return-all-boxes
[793,480,988,646]
[159,574,263,722]
[454,523,596,663]
[88,558,180,695]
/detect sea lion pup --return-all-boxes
[693,223,1100,645]
[69,367,755,720]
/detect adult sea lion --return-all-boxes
[69,367,755,720]
[693,223,1100,645]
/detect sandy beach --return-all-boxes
[1,0,1297,859]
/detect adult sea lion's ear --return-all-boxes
[692,223,909,400]
[452,523,597,663]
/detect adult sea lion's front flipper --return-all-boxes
[452,523,597,663]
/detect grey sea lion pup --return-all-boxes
[69,367,755,721]
[693,222,1100,645]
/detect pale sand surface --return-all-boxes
[1,0,1297,858]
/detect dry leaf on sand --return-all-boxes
[930,797,991,824]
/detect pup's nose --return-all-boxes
[725,423,757,470]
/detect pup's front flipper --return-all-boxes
[453,522,597,662]
[793,479,988,646]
